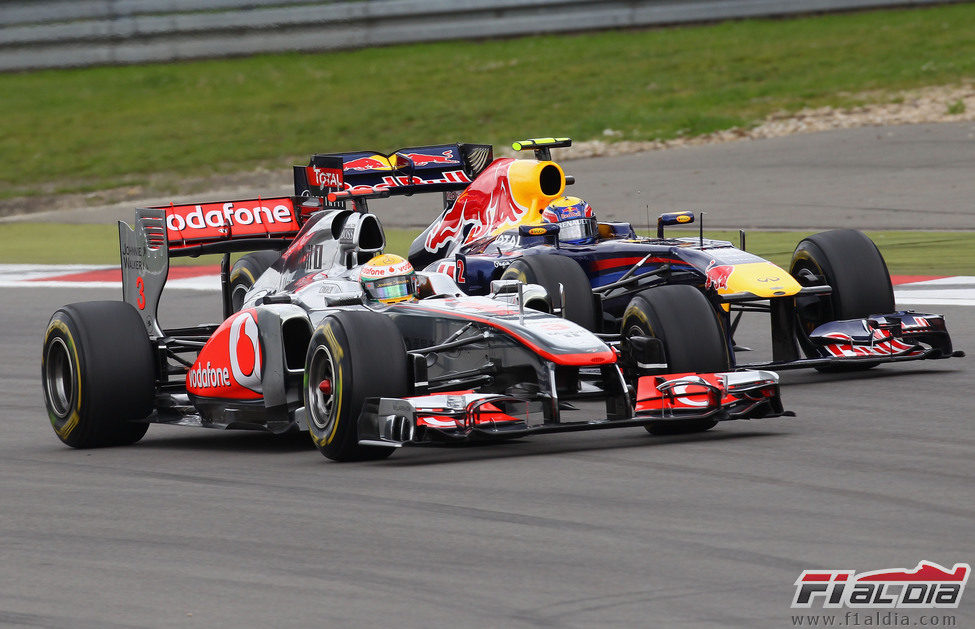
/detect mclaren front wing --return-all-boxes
[357,370,791,447]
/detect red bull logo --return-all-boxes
[705,260,735,291]
[400,150,458,166]
[424,159,527,253]
[343,156,390,171]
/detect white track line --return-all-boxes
[1,265,973,302]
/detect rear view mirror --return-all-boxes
[657,211,694,237]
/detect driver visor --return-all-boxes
[558,217,598,242]
[363,274,415,301]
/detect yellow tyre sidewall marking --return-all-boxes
[44,317,82,439]
[230,266,255,286]
[501,267,528,285]
[321,322,345,445]
[623,301,653,335]
[307,321,346,447]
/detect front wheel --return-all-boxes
[790,229,894,371]
[42,301,154,448]
[620,285,730,435]
[304,311,409,462]
[499,254,596,330]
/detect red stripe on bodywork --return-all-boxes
[591,256,684,271]
[29,264,222,282]
[397,303,616,366]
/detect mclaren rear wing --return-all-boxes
[118,196,322,337]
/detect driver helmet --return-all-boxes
[541,196,598,244]
[359,254,417,304]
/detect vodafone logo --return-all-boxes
[670,383,710,407]
[166,201,295,232]
[229,312,262,393]
[187,362,230,389]
[360,254,413,279]
[185,310,263,399]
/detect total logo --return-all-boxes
[310,166,342,188]
[792,561,969,609]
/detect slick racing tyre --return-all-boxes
[230,250,279,312]
[304,311,409,462]
[499,254,597,330]
[42,301,154,448]
[620,285,730,435]
[789,229,894,371]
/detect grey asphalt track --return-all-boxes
[5,121,975,231]
[572,121,975,230]
[3,126,974,628]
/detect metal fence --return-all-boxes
[0,0,967,71]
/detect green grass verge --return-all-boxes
[2,222,971,276]
[662,230,975,276]
[2,3,974,200]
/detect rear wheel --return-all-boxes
[790,229,894,371]
[42,301,154,448]
[230,250,280,312]
[499,254,596,330]
[304,311,409,462]
[620,285,730,435]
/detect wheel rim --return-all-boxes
[306,344,336,432]
[621,319,660,374]
[791,258,832,333]
[622,318,656,351]
[231,285,249,312]
[623,323,647,342]
[44,337,74,418]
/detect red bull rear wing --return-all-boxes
[295,143,493,198]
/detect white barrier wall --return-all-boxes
[0,0,967,71]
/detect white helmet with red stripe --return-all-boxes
[359,254,418,304]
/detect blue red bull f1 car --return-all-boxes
[292,137,962,378]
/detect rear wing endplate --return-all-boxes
[119,209,169,338]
